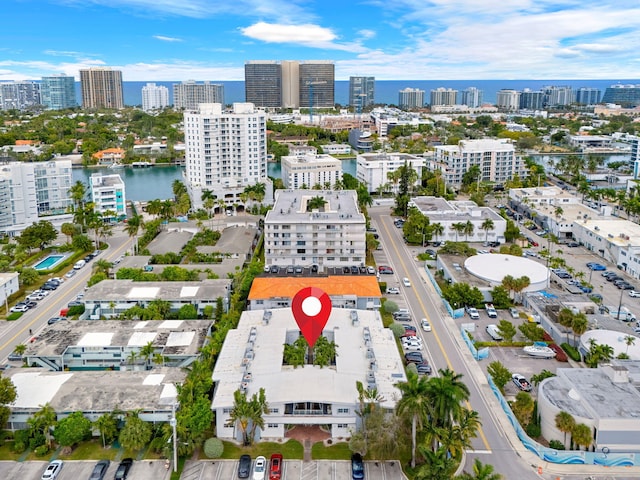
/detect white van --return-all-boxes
[486,324,503,341]
[73,259,86,270]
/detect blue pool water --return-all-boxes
[539,290,558,299]
[34,255,65,270]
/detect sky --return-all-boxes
[2,0,640,82]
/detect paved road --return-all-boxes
[0,229,133,364]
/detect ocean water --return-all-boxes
[74,79,639,108]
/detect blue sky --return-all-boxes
[2,0,640,81]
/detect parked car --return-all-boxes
[10,303,29,313]
[238,455,252,479]
[286,266,294,274]
[270,265,279,274]
[269,453,283,480]
[587,262,606,271]
[386,287,400,295]
[486,324,503,341]
[367,266,376,275]
[512,373,532,392]
[509,307,520,319]
[402,342,423,352]
[41,460,63,480]
[67,301,83,308]
[567,241,579,247]
[402,325,417,335]
[47,316,65,325]
[114,458,133,480]
[89,460,110,480]
[485,303,498,318]
[378,266,394,274]
[416,363,432,375]
[466,306,480,320]
[404,352,424,364]
[351,453,365,480]
[65,269,77,278]
[253,455,267,480]
[629,291,640,298]
[294,266,303,274]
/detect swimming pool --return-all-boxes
[34,254,65,271]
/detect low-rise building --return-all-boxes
[248,276,381,311]
[92,148,125,166]
[212,307,406,441]
[264,190,366,272]
[5,367,184,430]
[356,152,425,194]
[281,154,342,189]
[83,279,231,319]
[321,144,352,155]
[409,196,507,244]
[90,172,126,220]
[23,319,211,371]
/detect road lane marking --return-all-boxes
[380,215,492,452]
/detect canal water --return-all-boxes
[73,159,357,202]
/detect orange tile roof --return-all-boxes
[15,140,35,145]
[249,276,381,300]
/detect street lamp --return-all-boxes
[617,287,624,322]
[170,402,178,472]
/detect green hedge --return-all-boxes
[561,343,581,362]
[7,312,22,321]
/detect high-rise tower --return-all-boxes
[80,68,124,109]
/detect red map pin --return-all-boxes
[291,287,332,348]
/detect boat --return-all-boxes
[108,162,124,169]
[523,342,556,359]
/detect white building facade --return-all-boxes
[0,160,73,236]
[431,139,526,188]
[183,103,267,210]
[356,152,425,194]
[141,83,169,111]
[264,190,366,271]
[281,154,342,189]
[90,172,126,220]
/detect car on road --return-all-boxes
[253,455,267,480]
[41,460,63,480]
[404,352,424,364]
[351,453,365,480]
[89,460,110,480]
[269,453,283,480]
[402,277,411,287]
[10,303,29,313]
[114,458,133,480]
[65,269,76,278]
[386,287,400,295]
[466,306,480,320]
[629,291,640,298]
[421,318,431,332]
[41,282,58,291]
[512,373,532,392]
[8,351,23,362]
[238,454,252,479]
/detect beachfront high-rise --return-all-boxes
[430,87,457,106]
[183,103,267,211]
[460,87,483,108]
[141,83,169,111]
[244,60,335,108]
[80,68,124,109]
[0,81,41,111]
[173,81,224,110]
[40,75,77,110]
[398,88,425,109]
[349,76,375,112]
[575,87,601,106]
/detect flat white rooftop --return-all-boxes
[212,308,406,411]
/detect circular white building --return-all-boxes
[464,253,548,291]
[580,329,640,360]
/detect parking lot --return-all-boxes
[0,459,171,480]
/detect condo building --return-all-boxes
[495,89,520,111]
[0,81,41,111]
[430,87,458,106]
[281,154,342,190]
[461,87,483,108]
[0,159,73,236]
[349,76,375,111]
[90,172,126,220]
[575,88,601,106]
[431,139,526,187]
[264,190,365,271]
[80,68,124,109]
[356,152,425,194]
[142,83,170,111]
[245,60,335,109]
[602,85,640,108]
[173,81,224,110]
[183,103,267,211]
[40,75,77,110]
[398,88,424,109]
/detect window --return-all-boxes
[223,408,232,414]
[267,423,279,428]
[269,408,279,413]
[337,408,349,414]
[337,423,349,428]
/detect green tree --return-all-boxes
[178,304,198,319]
[307,195,327,211]
[555,411,576,449]
[203,437,224,458]
[530,369,555,386]
[456,458,503,480]
[126,214,144,254]
[53,411,92,447]
[228,388,268,446]
[0,375,17,429]
[72,233,93,251]
[511,392,535,427]
[19,267,40,286]
[118,411,152,451]
[489,285,511,309]
[395,370,431,468]
[17,220,58,252]
[94,413,118,448]
[61,222,78,243]
[28,403,57,448]
[518,323,545,342]
[572,423,593,451]
[481,218,495,243]
[497,320,517,343]
[487,361,511,393]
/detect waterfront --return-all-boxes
[73,160,358,202]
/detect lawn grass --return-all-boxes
[57,439,119,461]
[219,440,303,460]
[311,441,351,460]
[0,442,22,461]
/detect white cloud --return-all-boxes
[357,29,376,40]
[153,35,183,42]
[241,22,337,45]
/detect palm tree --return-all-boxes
[172,179,187,201]
[625,335,636,354]
[307,195,327,211]
[427,368,470,431]
[146,199,163,219]
[414,445,457,480]
[451,222,465,242]
[395,370,431,468]
[13,344,26,355]
[125,214,144,254]
[572,423,593,451]
[481,218,494,243]
[571,313,589,344]
[140,341,155,369]
[28,403,57,448]
[430,222,444,244]
[119,410,152,451]
[555,411,576,449]
[456,458,503,480]
[463,220,474,241]
[94,412,118,448]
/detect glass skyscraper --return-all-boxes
[40,75,77,110]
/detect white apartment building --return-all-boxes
[183,103,267,211]
[173,81,224,110]
[430,87,458,106]
[264,190,366,271]
[431,139,526,188]
[356,152,425,193]
[461,87,483,108]
[212,308,406,441]
[410,197,507,244]
[321,144,352,155]
[0,160,73,236]
[90,172,126,220]
[398,88,425,109]
[281,154,342,189]
[141,83,169,111]
[496,89,521,111]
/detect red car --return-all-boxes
[269,453,283,480]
